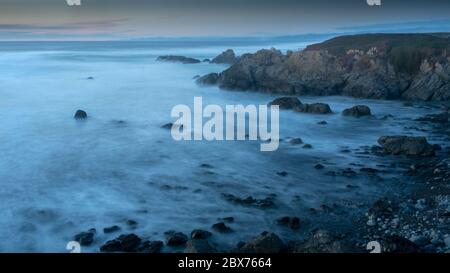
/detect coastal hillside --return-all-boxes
[198,33,450,101]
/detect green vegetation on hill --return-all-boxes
[306,33,450,75]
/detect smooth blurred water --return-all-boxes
[0,40,441,252]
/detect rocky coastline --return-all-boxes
[197,34,450,102]
[71,34,450,253]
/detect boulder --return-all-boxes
[74,228,96,246]
[157,55,201,64]
[164,231,188,246]
[74,110,87,120]
[191,229,213,239]
[342,105,372,117]
[378,136,436,156]
[268,97,302,110]
[296,103,332,114]
[212,222,233,233]
[211,49,238,64]
[100,234,142,252]
[238,232,286,253]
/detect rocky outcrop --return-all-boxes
[211,49,238,64]
[157,55,201,64]
[377,136,436,156]
[198,34,450,101]
[268,97,332,114]
[342,105,372,117]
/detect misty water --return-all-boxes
[0,40,442,252]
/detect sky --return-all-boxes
[0,0,449,40]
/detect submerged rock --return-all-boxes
[212,222,233,233]
[222,193,275,208]
[289,138,303,145]
[378,136,436,156]
[157,55,201,64]
[211,49,238,64]
[238,232,286,253]
[342,105,372,117]
[103,225,121,234]
[74,110,88,120]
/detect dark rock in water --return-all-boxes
[126,220,138,227]
[276,171,288,177]
[161,123,184,130]
[276,217,300,230]
[200,163,213,169]
[211,49,238,64]
[137,240,164,253]
[360,167,380,173]
[74,228,96,246]
[383,235,419,253]
[303,144,313,149]
[100,234,142,252]
[157,55,201,64]
[342,105,372,117]
[184,239,217,253]
[87,76,94,80]
[203,59,211,63]
[74,110,88,120]
[317,121,328,125]
[196,73,220,85]
[222,193,275,208]
[218,217,235,223]
[191,229,213,240]
[289,138,303,145]
[212,222,233,233]
[268,97,332,114]
[268,97,302,110]
[193,75,200,79]
[238,232,286,253]
[296,103,332,114]
[314,164,325,170]
[164,231,189,246]
[378,136,436,156]
[103,225,121,234]
[292,230,359,253]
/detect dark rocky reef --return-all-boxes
[197,34,450,101]
[377,136,437,156]
[157,55,201,64]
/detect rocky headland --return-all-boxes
[197,33,450,101]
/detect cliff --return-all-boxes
[197,34,450,101]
